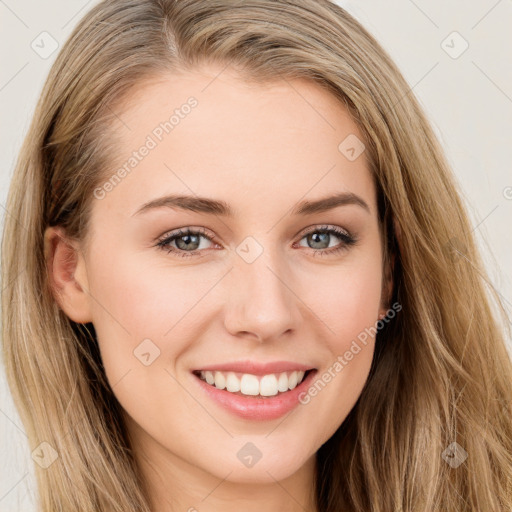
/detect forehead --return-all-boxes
[95,64,376,220]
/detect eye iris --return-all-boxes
[308,232,330,249]
[176,233,200,250]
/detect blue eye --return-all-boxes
[295,225,357,256]
[156,227,214,258]
[155,225,357,258]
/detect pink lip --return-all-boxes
[192,360,315,376]
[191,369,318,421]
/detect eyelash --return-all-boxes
[155,225,357,259]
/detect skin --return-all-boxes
[45,63,392,512]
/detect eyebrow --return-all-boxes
[132,191,370,217]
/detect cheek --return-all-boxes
[85,251,211,434]
[305,251,384,349]
[85,247,213,380]
[294,249,383,435]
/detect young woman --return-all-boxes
[2,0,511,511]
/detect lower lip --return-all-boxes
[191,369,318,421]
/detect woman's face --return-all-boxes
[55,64,390,486]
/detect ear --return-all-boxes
[44,226,93,324]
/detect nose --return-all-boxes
[223,246,302,342]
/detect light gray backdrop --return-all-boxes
[1,1,511,510]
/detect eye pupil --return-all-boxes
[308,232,329,249]
[176,234,200,250]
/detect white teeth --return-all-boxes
[240,374,260,395]
[260,374,278,396]
[197,369,309,396]
[225,371,241,392]
[277,372,289,392]
[214,371,226,390]
[288,371,298,390]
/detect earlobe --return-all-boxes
[44,226,93,324]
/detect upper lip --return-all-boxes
[193,360,316,376]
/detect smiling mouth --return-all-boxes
[192,368,315,398]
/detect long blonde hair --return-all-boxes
[2,1,511,510]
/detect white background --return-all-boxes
[1,1,511,510]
